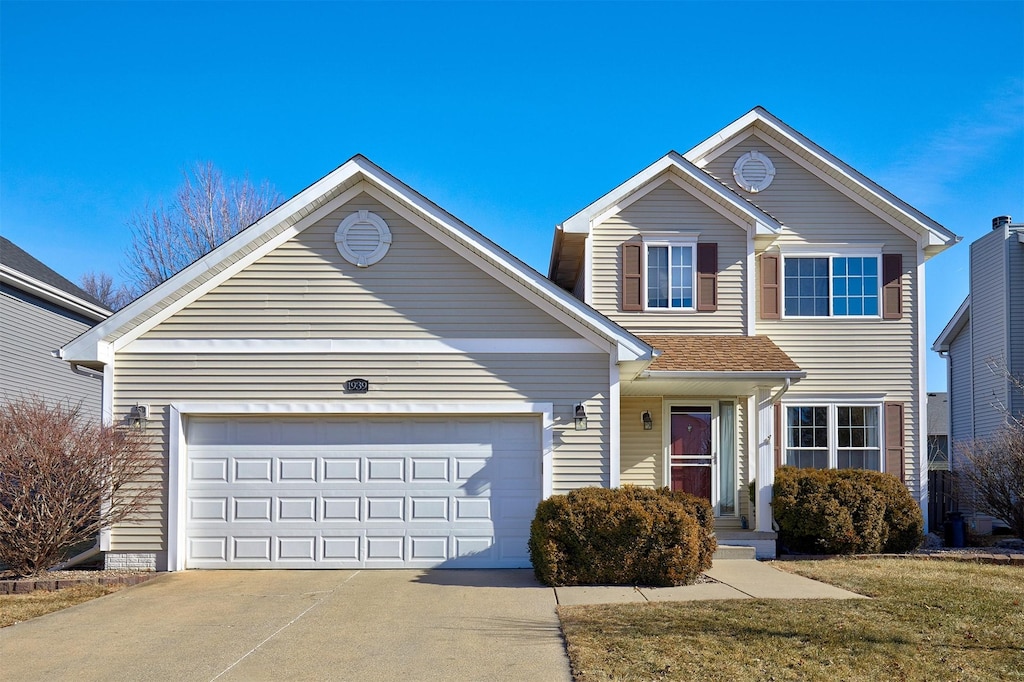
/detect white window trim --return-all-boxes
[780,247,883,319]
[642,234,699,312]
[782,400,885,472]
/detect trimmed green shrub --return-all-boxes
[528,486,716,587]
[773,466,924,555]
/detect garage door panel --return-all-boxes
[185,416,541,569]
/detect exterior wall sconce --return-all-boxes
[642,410,653,430]
[574,403,587,431]
[128,403,150,429]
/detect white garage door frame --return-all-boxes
[166,401,554,571]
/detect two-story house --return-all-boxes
[549,108,959,555]
[933,215,1023,531]
[62,108,957,571]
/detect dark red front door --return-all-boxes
[670,407,712,501]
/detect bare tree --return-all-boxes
[955,363,1024,538]
[80,271,133,311]
[0,398,158,576]
[123,162,282,294]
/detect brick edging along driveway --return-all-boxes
[0,573,157,595]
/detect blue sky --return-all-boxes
[2,1,1022,391]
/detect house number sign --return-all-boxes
[345,378,369,393]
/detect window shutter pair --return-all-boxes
[758,252,904,319]
[621,242,718,311]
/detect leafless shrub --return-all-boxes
[124,161,281,294]
[0,398,158,577]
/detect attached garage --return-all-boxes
[179,413,544,569]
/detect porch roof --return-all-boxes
[623,335,805,397]
[640,335,801,372]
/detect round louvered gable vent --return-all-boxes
[733,151,776,193]
[335,210,392,267]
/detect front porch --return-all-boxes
[714,517,778,560]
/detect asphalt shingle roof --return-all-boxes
[0,236,106,308]
[639,334,801,373]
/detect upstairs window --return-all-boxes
[646,242,695,310]
[783,255,879,317]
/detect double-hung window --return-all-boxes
[645,240,695,310]
[785,403,882,471]
[783,254,880,317]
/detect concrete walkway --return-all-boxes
[555,559,867,605]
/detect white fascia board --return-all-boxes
[933,296,970,352]
[62,159,372,362]
[685,107,959,250]
[560,153,782,238]
[0,266,111,321]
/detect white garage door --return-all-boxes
[184,415,541,569]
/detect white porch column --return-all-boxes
[755,386,775,533]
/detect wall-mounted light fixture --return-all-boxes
[573,403,588,431]
[641,410,653,431]
[128,403,150,429]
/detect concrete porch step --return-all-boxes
[712,545,757,560]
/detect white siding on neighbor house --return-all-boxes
[706,132,923,497]
[1,286,102,417]
[111,352,611,555]
[968,229,1009,438]
[948,325,973,469]
[590,179,748,334]
[142,194,579,341]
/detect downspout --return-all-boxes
[769,376,792,405]
[51,542,102,571]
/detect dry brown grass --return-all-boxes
[558,559,1024,681]
[0,583,127,628]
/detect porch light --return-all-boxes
[642,410,653,430]
[573,403,588,431]
[128,403,150,429]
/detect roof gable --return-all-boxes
[685,107,960,254]
[62,156,652,364]
[933,296,970,352]
[0,237,110,321]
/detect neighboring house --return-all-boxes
[933,215,1024,531]
[927,392,949,471]
[1,237,110,416]
[62,108,959,571]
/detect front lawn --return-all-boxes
[558,559,1024,681]
[0,583,127,628]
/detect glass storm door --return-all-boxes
[670,406,713,502]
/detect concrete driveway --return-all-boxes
[0,570,571,682]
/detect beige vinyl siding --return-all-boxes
[110,351,610,553]
[1,286,102,417]
[590,179,747,334]
[706,133,923,496]
[620,396,662,485]
[143,193,578,340]
[968,229,1009,438]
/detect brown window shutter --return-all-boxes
[760,253,781,319]
[621,242,643,311]
[774,402,783,469]
[884,401,906,481]
[882,253,903,320]
[696,243,718,311]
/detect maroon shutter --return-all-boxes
[621,242,643,311]
[774,403,783,469]
[884,401,906,482]
[696,242,718,311]
[882,254,903,320]
[760,253,781,319]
